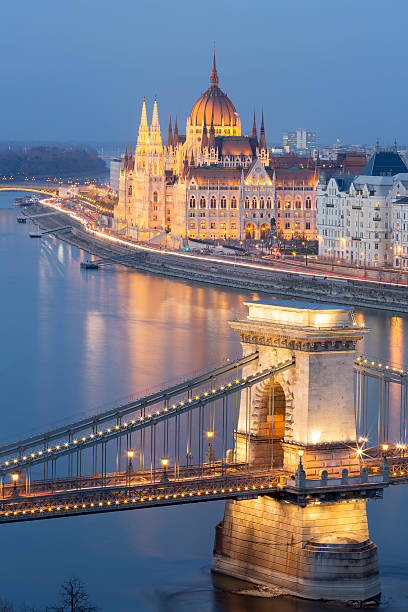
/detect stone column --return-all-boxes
[213,299,381,603]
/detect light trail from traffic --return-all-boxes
[37,197,408,288]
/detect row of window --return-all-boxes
[189,195,238,209]
[277,197,312,209]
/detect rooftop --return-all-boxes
[361,150,408,177]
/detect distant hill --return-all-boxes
[0,146,106,178]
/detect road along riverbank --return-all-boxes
[24,202,408,314]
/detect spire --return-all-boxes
[252,112,258,141]
[167,115,173,147]
[394,138,398,153]
[209,107,216,148]
[128,145,133,170]
[151,96,159,128]
[259,111,266,150]
[137,98,149,147]
[376,138,380,153]
[122,145,128,170]
[190,149,196,167]
[210,47,219,88]
[173,115,179,146]
[202,114,208,148]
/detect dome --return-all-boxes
[189,54,239,129]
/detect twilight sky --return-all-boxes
[1,0,407,146]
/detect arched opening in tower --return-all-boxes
[253,379,286,468]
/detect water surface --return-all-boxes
[0,193,407,611]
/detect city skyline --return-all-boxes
[1,0,408,144]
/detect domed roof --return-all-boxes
[189,54,239,128]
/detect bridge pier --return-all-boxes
[213,299,381,603]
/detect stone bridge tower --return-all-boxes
[213,299,381,603]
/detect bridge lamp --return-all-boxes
[297,450,304,457]
[357,448,363,457]
[127,450,134,459]
[11,473,19,495]
[161,458,169,467]
[382,443,389,453]
[207,431,214,439]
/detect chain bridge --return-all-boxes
[1,299,407,603]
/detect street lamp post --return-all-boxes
[126,450,134,485]
[161,457,169,483]
[11,473,19,497]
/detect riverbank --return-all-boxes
[24,203,408,314]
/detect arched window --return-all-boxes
[244,196,250,209]
[200,196,206,209]
[277,197,281,209]
[220,195,227,209]
[305,196,312,209]
[259,197,265,209]
[252,196,257,209]
[231,196,237,209]
[189,195,196,209]
[128,186,132,196]
[295,198,302,209]
[267,197,272,209]
[153,191,158,203]
[210,195,217,209]
[285,198,292,209]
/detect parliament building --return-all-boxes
[114,54,319,242]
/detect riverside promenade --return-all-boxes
[24,201,408,314]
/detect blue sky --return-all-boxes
[1,0,407,145]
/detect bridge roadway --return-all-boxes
[0,453,406,524]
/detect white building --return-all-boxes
[317,148,408,267]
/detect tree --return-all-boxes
[58,577,96,612]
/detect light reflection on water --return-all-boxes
[0,193,407,611]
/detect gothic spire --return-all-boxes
[202,114,208,148]
[252,112,258,141]
[173,115,179,146]
[151,96,159,128]
[137,98,149,147]
[123,145,128,169]
[210,47,219,87]
[167,115,173,147]
[209,107,216,148]
[259,111,266,150]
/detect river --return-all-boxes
[0,192,407,611]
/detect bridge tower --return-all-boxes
[213,299,381,603]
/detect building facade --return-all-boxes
[283,129,317,155]
[317,148,408,267]
[114,55,322,242]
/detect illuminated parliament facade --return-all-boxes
[114,55,318,242]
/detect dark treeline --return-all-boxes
[0,146,106,178]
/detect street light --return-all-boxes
[126,450,134,483]
[206,431,215,465]
[11,473,19,496]
[161,457,169,482]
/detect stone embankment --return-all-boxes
[26,206,408,314]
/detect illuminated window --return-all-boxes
[285,199,291,209]
[200,222,206,229]
[210,221,216,229]
[295,199,302,209]
[220,195,227,209]
[128,186,132,196]
[210,195,217,209]
[259,197,265,209]
[200,196,206,208]
[231,196,237,208]
[153,191,158,203]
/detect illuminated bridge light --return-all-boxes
[98,431,103,435]
[73,441,78,445]
[107,429,111,433]
[188,399,192,403]
[204,392,208,397]
[23,456,27,460]
[13,459,17,463]
[31,453,35,458]
[90,434,94,439]
[4,462,8,466]
[195,395,200,400]
[98,502,102,506]
[115,426,119,430]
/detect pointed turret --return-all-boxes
[173,115,179,146]
[136,98,149,149]
[394,138,398,153]
[167,115,173,147]
[259,111,266,150]
[190,149,196,167]
[128,145,133,171]
[252,112,258,142]
[210,48,219,88]
[149,96,162,148]
[122,145,128,170]
[202,115,208,149]
[209,107,216,148]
